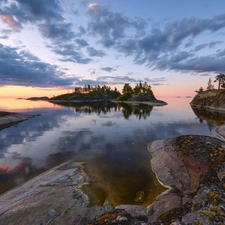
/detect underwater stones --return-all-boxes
[134,190,145,203]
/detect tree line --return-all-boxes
[74,82,153,95]
[196,73,225,94]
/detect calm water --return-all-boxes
[0,97,223,207]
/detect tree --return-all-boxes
[195,87,204,94]
[122,83,133,94]
[206,78,214,90]
[214,73,225,89]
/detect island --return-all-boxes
[190,89,225,111]
[48,82,167,106]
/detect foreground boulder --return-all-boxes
[0,161,111,225]
[147,135,225,224]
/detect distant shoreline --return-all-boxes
[48,99,168,106]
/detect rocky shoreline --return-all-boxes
[48,99,167,106]
[0,111,40,131]
[0,134,224,224]
[0,111,225,224]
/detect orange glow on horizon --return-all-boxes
[0,84,195,99]
[0,85,71,98]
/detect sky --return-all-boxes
[0,0,225,98]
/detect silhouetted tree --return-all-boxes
[214,73,225,89]
[195,87,204,94]
[122,83,133,94]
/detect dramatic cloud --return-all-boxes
[87,4,146,47]
[0,0,63,30]
[52,43,92,64]
[1,0,225,90]
[38,22,75,41]
[113,14,225,73]
[0,44,77,87]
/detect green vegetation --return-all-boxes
[214,73,225,89]
[50,84,121,101]
[118,82,156,101]
[50,82,158,102]
[195,73,225,95]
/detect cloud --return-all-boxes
[0,44,77,87]
[87,4,146,47]
[38,22,75,41]
[194,43,208,52]
[101,67,116,73]
[0,0,64,30]
[88,68,96,76]
[0,35,8,39]
[86,46,105,57]
[216,49,225,57]
[165,55,225,73]
[0,15,22,31]
[114,14,225,73]
[52,43,92,64]
[75,39,89,47]
[209,41,223,48]
[185,40,194,48]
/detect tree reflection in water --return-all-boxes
[53,101,153,120]
[191,106,225,131]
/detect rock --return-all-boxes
[147,135,225,224]
[218,163,225,181]
[148,139,193,193]
[134,191,145,203]
[190,89,225,110]
[87,209,147,225]
[0,161,102,225]
[0,111,39,131]
[147,190,182,223]
[115,205,147,222]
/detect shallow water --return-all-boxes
[0,97,221,207]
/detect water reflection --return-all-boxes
[51,101,153,120]
[191,106,225,131]
[0,99,218,207]
[118,103,153,120]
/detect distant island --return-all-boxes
[48,82,167,106]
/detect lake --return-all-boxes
[0,97,222,207]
